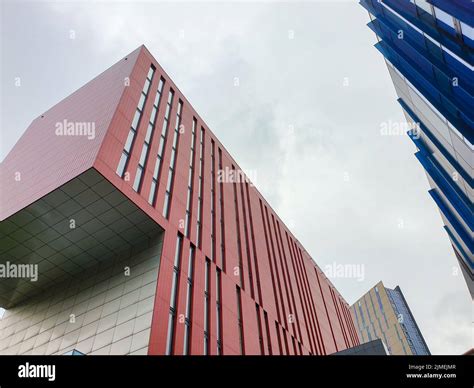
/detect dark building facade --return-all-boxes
[0,45,359,355]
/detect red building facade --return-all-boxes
[0,45,359,355]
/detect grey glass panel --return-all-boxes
[124,129,135,153]
[154,91,161,107]
[116,151,128,177]
[158,137,165,156]
[139,145,148,166]
[166,169,173,191]
[147,67,155,80]
[148,180,156,204]
[153,157,161,179]
[145,123,153,144]
[170,148,176,167]
[143,78,151,94]
[150,106,157,124]
[132,167,143,191]
[138,93,146,111]
[172,133,178,149]
[131,110,141,130]
[161,120,168,137]
[163,192,170,217]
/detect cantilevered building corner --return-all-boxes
[0,45,360,355]
[360,0,473,297]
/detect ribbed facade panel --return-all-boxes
[360,0,473,297]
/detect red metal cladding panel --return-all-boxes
[240,292,261,355]
[280,237,310,348]
[168,179,187,230]
[182,129,197,247]
[188,250,207,355]
[275,222,301,342]
[268,321,283,355]
[191,252,205,331]
[171,241,191,355]
[189,322,205,356]
[311,265,337,354]
[256,307,267,355]
[249,195,278,319]
[235,183,252,297]
[0,46,141,221]
[265,212,290,332]
[147,295,170,355]
[284,330,294,355]
[328,287,349,349]
[219,153,238,264]
[345,301,361,346]
[207,263,218,355]
[221,305,240,355]
[324,291,347,350]
[167,143,190,231]
[3,45,360,355]
[292,240,316,352]
[317,272,345,351]
[199,132,212,261]
[340,298,358,347]
[173,271,189,355]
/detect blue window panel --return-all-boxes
[399,99,471,185]
[430,0,473,26]
[412,143,472,231]
[375,41,473,142]
[369,12,474,95]
[429,188,473,256]
[445,226,473,271]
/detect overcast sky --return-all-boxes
[1,0,471,355]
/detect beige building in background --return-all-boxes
[350,281,430,355]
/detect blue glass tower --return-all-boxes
[360,0,473,297]
[386,286,431,355]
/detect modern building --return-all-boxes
[0,45,360,355]
[350,281,430,355]
[360,1,473,297]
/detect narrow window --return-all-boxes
[163,100,183,217]
[117,66,155,179]
[148,89,174,205]
[264,311,272,355]
[183,245,195,355]
[165,234,183,355]
[196,127,205,247]
[184,118,197,237]
[216,268,222,355]
[255,304,264,355]
[236,286,245,355]
[133,77,165,193]
[210,140,216,262]
[232,166,244,288]
[203,258,211,355]
[218,148,226,271]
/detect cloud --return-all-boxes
[1,0,470,355]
